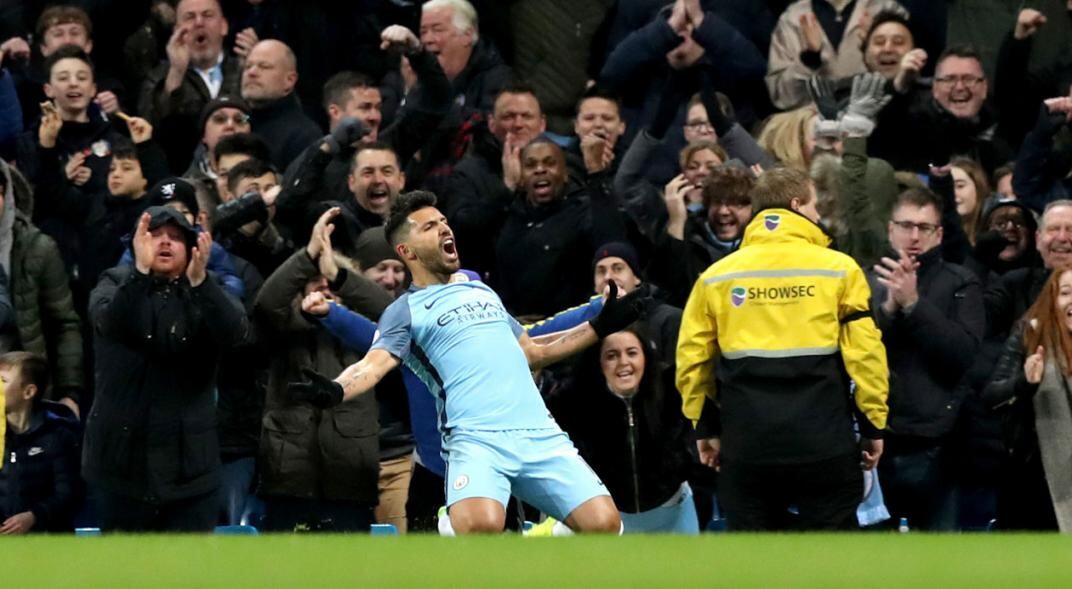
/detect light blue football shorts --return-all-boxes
[443,427,610,521]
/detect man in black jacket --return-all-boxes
[494,139,626,319]
[984,201,1072,338]
[137,0,242,173]
[592,242,681,364]
[869,188,984,530]
[84,206,249,532]
[241,39,321,170]
[279,25,452,226]
[408,0,513,192]
[869,45,1014,175]
[443,84,546,278]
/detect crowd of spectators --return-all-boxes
[2,0,1072,535]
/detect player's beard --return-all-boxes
[415,243,460,279]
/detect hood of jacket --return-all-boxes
[0,159,19,282]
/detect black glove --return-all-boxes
[589,281,652,338]
[973,230,1009,269]
[1035,102,1070,136]
[807,75,840,121]
[322,117,370,154]
[288,368,344,409]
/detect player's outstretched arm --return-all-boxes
[520,325,599,370]
[289,349,399,407]
[520,281,651,369]
[337,349,400,401]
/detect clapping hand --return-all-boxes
[307,207,341,281]
[186,231,212,287]
[873,251,919,313]
[798,12,824,53]
[132,212,155,274]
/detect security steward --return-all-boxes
[676,168,889,531]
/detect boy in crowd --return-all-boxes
[0,352,81,534]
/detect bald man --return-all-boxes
[241,40,322,168]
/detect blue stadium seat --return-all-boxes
[370,523,398,535]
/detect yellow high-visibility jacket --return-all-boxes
[676,209,889,464]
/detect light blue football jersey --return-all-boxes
[371,280,557,433]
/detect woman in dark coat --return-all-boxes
[548,324,700,533]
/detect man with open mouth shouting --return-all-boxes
[494,139,628,319]
[138,0,242,173]
[289,190,651,535]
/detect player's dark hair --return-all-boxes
[386,190,438,247]
[214,133,272,166]
[226,158,278,195]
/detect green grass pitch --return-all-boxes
[5,534,1071,587]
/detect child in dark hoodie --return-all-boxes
[0,352,81,534]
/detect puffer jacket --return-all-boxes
[0,401,81,532]
[10,212,84,399]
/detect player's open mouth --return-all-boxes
[156,251,174,261]
[194,33,209,46]
[877,55,899,67]
[441,237,457,259]
[66,91,84,100]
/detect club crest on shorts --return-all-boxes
[730,286,747,308]
[453,474,469,490]
[764,214,781,231]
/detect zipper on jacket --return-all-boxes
[623,397,641,513]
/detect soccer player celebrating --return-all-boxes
[290,190,648,534]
